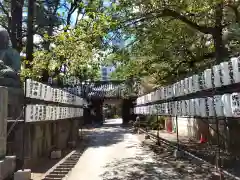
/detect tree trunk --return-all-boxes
[75,8,81,26]
[213,2,227,64]
[10,0,24,51]
[43,0,60,51]
[41,0,61,82]
[26,0,35,64]
[90,99,104,125]
[66,1,78,29]
[122,98,135,125]
[10,0,17,49]
[66,13,71,26]
[16,0,24,52]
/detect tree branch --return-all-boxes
[225,4,240,23]
[123,8,214,34]
[66,0,82,26]
[0,24,10,33]
[0,2,10,19]
[159,51,215,83]
[174,51,215,71]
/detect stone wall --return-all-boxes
[122,98,136,124]
[5,87,82,169]
[7,87,24,120]
[0,87,17,180]
[169,116,240,152]
[169,116,210,139]
[209,119,240,152]
[7,119,81,169]
[171,116,212,140]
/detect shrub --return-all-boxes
[113,114,119,118]
[146,116,165,130]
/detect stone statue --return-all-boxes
[0,26,21,87]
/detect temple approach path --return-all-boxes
[66,118,212,180]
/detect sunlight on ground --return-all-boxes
[67,119,212,180]
[104,118,123,125]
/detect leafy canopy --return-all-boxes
[106,0,240,88]
[21,3,115,82]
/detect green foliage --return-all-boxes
[113,114,119,118]
[105,0,240,88]
[146,116,165,130]
[4,0,240,87]
[0,1,10,30]
[21,7,114,81]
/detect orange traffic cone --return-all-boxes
[166,120,172,133]
[199,134,207,144]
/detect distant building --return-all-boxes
[100,33,124,81]
[101,66,115,81]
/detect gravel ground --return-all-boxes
[66,119,217,180]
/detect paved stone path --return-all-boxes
[66,119,212,180]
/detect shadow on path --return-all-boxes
[83,119,128,148]
[99,140,213,180]
[86,127,126,148]
[80,119,214,180]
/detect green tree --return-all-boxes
[21,8,113,82]
[105,0,240,87]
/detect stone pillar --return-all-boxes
[0,87,8,159]
[69,119,79,143]
[227,120,240,152]
[122,98,136,125]
[8,121,31,170]
[55,119,71,149]
[90,99,103,125]
[7,88,24,120]
[96,100,103,125]
[83,108,91,125]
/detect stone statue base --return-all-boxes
[4,86,24,120]
[0,77,21,88]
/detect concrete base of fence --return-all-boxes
[7,118,81,169]
[14,169,31,180]
[7,87,24,120]
[0,156,16,180]
[211,171,224,180]
[4,156,16,177]
[68,141,76,148]
[173,149,184,158]
[144,134,150,140]
[0,160,5,180]
[50,150,62,159]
